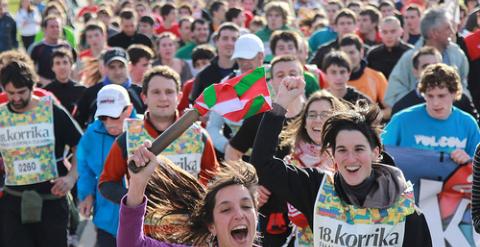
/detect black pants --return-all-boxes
[0,193,68,247]
[96,228,116,247]
[21,35,35,50]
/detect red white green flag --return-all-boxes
[193,66,272,122]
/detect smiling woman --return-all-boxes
[117,141,260,247]
[250,76,433,247]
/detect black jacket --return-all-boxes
[74,82,145,129]
[107,31,153,50]
[250,108,432,247]
[189,57,237,102]
[366,41,413,79]
[43,79,86,114]
[310,39,339,69]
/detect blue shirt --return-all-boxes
[382,104,480,157]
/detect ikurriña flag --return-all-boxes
[193,66,272,122]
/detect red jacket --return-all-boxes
[99,113,219,187]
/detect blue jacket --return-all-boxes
[76,119,128,235]
[0,13,18,52]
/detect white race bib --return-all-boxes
[13,159,42,176]
[314,218,405,247]
[165,153,202,177]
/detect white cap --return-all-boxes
[95,84,131,118]
[231,34,264,60]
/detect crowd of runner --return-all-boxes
[0,0,480,246]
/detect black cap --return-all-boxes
[103,47,129,65]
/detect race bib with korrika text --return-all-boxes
[313,176,415,247]
[0,97,58,185]
[125,119,205,177]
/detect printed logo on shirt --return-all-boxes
[315,219,405,247]
[166,153,202,176]
[414,135,466,150]
[0,123,53,149]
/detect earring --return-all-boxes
[377,153,383,162]
[208,234,217,247]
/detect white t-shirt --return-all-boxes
[15,8,41,36]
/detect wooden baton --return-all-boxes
[128,109,201,173]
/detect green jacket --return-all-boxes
[255,25,292,62]
[175,42,197,60]
[35,26,77,49]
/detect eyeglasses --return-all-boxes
[306,111,331,120]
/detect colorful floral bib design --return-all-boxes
[0,97,58,185]
[313,176,415,247]
[125,119,205,177]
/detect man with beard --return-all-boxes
[0,60,82,247]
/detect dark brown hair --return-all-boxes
[127,44,154,65]
[84,21,106,35]
[0,60,37,90]
[51,47,74,64]
[359,6,381,24]
[269,30,301,56]
[339,33,363,51]
[417,63,462,100]
[322,50,352,72]
[119,8,136,20]
[412,46,441,69]
[142,66,181,94]
[321,103,383,155]
[214,22,240,41]
[334,8,357,25]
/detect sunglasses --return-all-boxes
[98,107,128,121]
[99,115,121,121]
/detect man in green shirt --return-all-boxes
[176,19,210,60]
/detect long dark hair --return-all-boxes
[145,156,258,245]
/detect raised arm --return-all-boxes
[250,76,324,227]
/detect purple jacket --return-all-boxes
[117,196,189,247]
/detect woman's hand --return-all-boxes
[257,185,272,208]
[126,140,158,207]
[274,76,306,110]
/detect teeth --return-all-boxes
[345,166,360,172]
[232,225,247,231]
